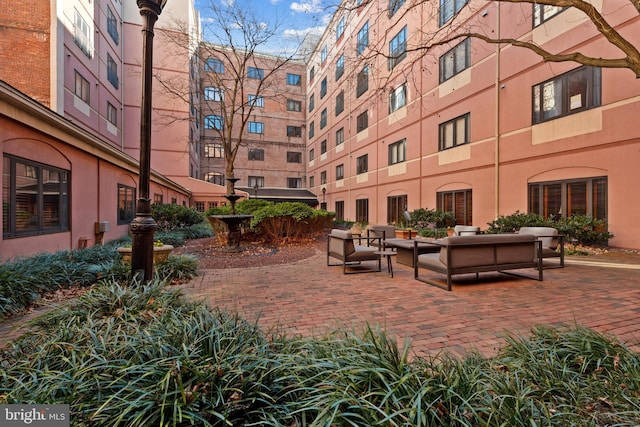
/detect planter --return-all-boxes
[395,229,414,239]
[117,245,174,264]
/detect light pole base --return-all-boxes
[129,214,157,282]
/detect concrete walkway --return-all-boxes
[182,249,640,358]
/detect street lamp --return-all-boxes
[322,187,326,203]
[253,183,259,199]
[130,0,168,281]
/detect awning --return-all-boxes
[235,187,319,207]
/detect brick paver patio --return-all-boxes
[183,249,640,358]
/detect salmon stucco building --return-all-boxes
[305,0,640,249]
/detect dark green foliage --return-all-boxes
[486,211,613,246]
[152,204,205,232]
[250,202,334,243]
[485,211,549,233]
[0,246,118,319]
[2,284,639,426]
[205,199,273,216]
[408,208,455,229]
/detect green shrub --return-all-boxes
[251,202,333,243]
[152,204,204,231]
[408,208,455,229]
[486,211,613,246]
[485,211,549,233]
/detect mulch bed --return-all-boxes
[172,235,326,269]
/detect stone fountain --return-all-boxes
[208,177,252,252]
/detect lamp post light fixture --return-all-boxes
[130,0,168,281]
[253,183,259,199]
[322,186,326,203]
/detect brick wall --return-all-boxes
[0,1,51,107]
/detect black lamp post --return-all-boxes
[130,0,168,281]
[253,183,259,199]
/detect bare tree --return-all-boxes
[340,0,640,78]
[156,0,307,199]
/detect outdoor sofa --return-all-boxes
[414,234,543,291]
[519,226,565,269]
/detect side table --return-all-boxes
[375,250,397,278]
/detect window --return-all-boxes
[437,189,472,225]
[335,91,344,115]
[321,45,328,63]
[74,9,92,58]
[356,111,368,133]
[389,0,406,17]
[288,177,302,188]
[389,83,407,113]
[287,99,302,112]
[194,202,205,212]
[335,54,345,80]
[287,151,302,163]
[309,121,315,138]
[309,94,315,112]
[3,156,70,237]
[248,121,264,134]
[389,26,407,70]
[107,54,118,89]
[320,108,327,129]
[439,113,469,150]
[320,139,327,154]
[309,66,315,81]
[439,0,469,26]
[117,184,136,225]
[248,94,264,107]
[356,154,368,174]
[248,148,265,161]
[204,86,224,101]
[529,177,607,220]
[336,16,346,40]
[287,73,302,85]
[320,171,327,185]
[336,127,344,146]
[336,164,344,180]
[204,58,224,73]
[532,66,601,124]
[248,67,264,79]
[309,148,315,161]
[205,143,223,158]
[74,71,90,103]
[439,38,470,83]
[356,198,369,222]
[107,6,119,44]
[287,126,302,137]
[335,200,345,222]
[248,176,264,187]
[320,77,327,98]
[356,66,369,97]
[107,102,117,125]
[533,4,564,27]
[204,115,224,130]
[388,138,406,165]
[357,21,369,56]
[387,195,407,225]
[309,176,315,187]
[154,194,163,204]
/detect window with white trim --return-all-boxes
[389,83,407,113]
[248,121,264,134]
[204,87,224,101]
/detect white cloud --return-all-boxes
[282,25,325,40]
[221,0,235,6]
[270,0,282,4]
[290,0,322,13]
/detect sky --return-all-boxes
[194,0,336,57]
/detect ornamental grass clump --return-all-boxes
[1,282,639,426]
